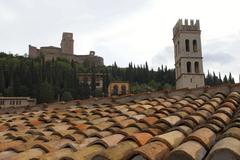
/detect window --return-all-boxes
[195,62,200,73]
[0,100,4,105]
[174,44,177,57]
[121,85,127,95]
[193,40,197,52]
[187,62,191,73]
[176,66,178,77]
[185,39,190,52]
[113,85,118,96]
[177,41,180,54]
[16,100,21,105]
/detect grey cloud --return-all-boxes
[204,52,235,64]
[151,46,174,69]
[203,33,240,65]
[0,0,150,54]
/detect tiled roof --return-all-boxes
[0,85,240,160]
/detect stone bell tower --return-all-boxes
[173,19,205,89]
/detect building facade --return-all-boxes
[0,97,36,109]
[29,32,104,66]
[173,19,205,89]
[108,82,130,96]
[78,73,104,89]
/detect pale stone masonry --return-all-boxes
[0,97,36,108]
[61,32,74,55]
[29,32,104,66]
[173,19,205,89]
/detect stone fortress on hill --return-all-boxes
[28,19,205,90]
[28,32,104,66]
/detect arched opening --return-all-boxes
[185,39,190,52]
[174,44,177,57]
[113,85,118,96]
[177,41,180,54]
[121,85,126,95]
[179,62,181,74]
[193,40,197,52]
[176,66,178,77]
[187,62,191,73]
[195,62,199,73]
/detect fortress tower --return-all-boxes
[173,19,205,89]
[61,32,74,54]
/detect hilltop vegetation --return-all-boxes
[0,52,235,103]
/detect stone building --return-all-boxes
[0,97,36,109]
[29,32,104,66]
[173,19,205,89]
[78,73,104,89]
[108,81,130,96]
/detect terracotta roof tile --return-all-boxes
[206,137,240,160]
[125,141,170,160]
[92,140,138,160]
[140,116,158,125]
[150,130,186,149]
[90,134,125,148]
[167,140,207,160]
[1,87,240,159]
[123,132,153,146]
[184,127,216,150]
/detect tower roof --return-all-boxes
[173,19,200,36]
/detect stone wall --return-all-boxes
[28,33,104,66]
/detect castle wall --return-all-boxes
[29,45,39,59]
[42,52,104,66]
[28,32,104,66]
[40,47,61,55]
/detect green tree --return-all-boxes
[62,91,73,102]
[90,63,96,97]
[38,82,55,103]
[0,67,5,94]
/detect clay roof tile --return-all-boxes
[167,140,207,160]
[206,137,240,160]
[124,141,170,160]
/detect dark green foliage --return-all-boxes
[102,68,110,96]
[90,63,96,97]
[0,52,235,103]
[62,91,73,102]
[108,62,176,90]
[38,82,54,103]
[0,52,89,103]
[205,71,235,86]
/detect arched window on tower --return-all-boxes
[177,41,180,54]
[187,62,191,73]
[193,40,197,52]
[179,62,181,74]
[185,39,190,52]
[174,44,177,57]
[195,62,199,73]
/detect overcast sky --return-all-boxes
[1,0,240,81]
